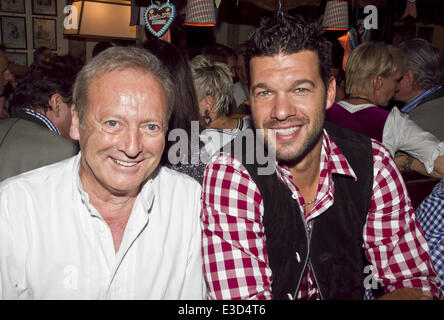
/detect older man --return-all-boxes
[0,46,205,299]
[201,13,441,300]
[395,38,444,140]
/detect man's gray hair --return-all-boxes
[73,46,174,125]
[190,54,233,118]
[398,38,444,90]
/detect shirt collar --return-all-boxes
[400,85,442,114]
[73,153,156,217]
[23,108,60,134]
[276,129,357,182]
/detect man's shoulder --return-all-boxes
[324,121,372,145]
[0,117,78,151]
[0,155,77,194]
[418,87,444,106]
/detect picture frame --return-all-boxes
[1,16,26,49]
[5,51,28,66]
[0,0,25,13]
[33,17,56,50]
[31,0,57,16]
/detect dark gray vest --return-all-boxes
[224,122,374,299]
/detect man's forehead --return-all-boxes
[249,51,320,76]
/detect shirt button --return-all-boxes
[292,192,298,200]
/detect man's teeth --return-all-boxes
[114,159,138,167]
[273,127,299,135]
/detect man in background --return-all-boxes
[0,55,81,181]
[395,38,444,140]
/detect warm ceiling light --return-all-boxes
[64,0,136,39]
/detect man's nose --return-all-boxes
[120,127,143,158]
[271,93,296,121]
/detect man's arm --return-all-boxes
[395,153,444,178]
[201,153,272,300]
[384,107,444,176]
[363,140,442,299]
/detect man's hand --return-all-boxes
[378,288,433,300]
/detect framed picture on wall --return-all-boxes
[5,51,27,66]
[32,0,57,16]
[33,17,56,50]
[1,16,26,49]
[0,0,25,13]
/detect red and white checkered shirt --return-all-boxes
[201,129,442,300]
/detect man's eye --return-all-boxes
[105,120,118,127]
[143,124,162,134]
[257,90,271,97]
[147,124,159,131]
[294,88,310,94]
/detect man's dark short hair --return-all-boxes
[9,55,83,114]
[245,13,332,89]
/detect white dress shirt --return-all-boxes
[0,153,205,300]
[337,101,444,174]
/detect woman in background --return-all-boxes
[190,55,252,160]
[142,39,206,184]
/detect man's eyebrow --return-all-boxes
[291,79,316,88]
[251,83,268,92]
[251,79,316,92]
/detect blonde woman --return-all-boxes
[190,54,252,158]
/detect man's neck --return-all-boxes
[405,88,423,103]
[79,164,138,221]
[286,138,323,207]
[79,165,139,253]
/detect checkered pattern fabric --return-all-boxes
[416,178,444,296]
[322,0,349,29]
[185,0,216,25]
[201,129,442,299]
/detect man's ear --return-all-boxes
[48,93,61,117]
[405,70,414,89]
[69,104,80,141]
[325,76,337,110]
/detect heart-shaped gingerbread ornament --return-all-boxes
[144,2,176,38]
